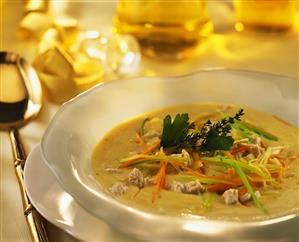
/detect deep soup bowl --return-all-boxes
[41,69,299,241]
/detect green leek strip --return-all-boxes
[219,112,278,141]
[201,193,216,211]
[203,156,279,187]
[140,118,150,135]
[167,174,236,185]
[238,121,278,141]
[231,123,256,140]
[231,161,267,213]
[119,154,188,166]
[121,159,161,167]
[264,163,283,172]
[202,156,272,180]
[259,146,285,164]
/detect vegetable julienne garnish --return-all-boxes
[220,112,279,142]
[102,107,296,215]
[231,160,267,213]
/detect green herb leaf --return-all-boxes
[201,130,234,151]
[160,109,244,152]
[160,113,189,148]
[199,109,244,151]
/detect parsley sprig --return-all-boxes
[160,109,244,152]
[160,113,189,148]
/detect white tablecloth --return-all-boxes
[1,1,298,241]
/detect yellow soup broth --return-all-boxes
[92,104,299,221]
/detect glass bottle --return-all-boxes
[114,0,213,59]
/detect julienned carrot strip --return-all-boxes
[152,161,167,203]
[227,167,236,178]
[239,187,248,197]
[271,156,286,167]
[248,173,278,182]
[207,183,238,192]
[280,160,286,167]
[247,174,265,182]
[207,175,267,192]
[231,146,249,155]
[135,133,146,147]
[208,173,270,192]
[143,141,160,154]
[270,171,283,180]
[224,151,234,159]
[180,162,270,187]
[271,154,294,167]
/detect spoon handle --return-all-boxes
[9,128,49,242]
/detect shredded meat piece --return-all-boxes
[234,153,242,160]
[144,177,154,186]
[243,153,255,161]
[128,168,144,188]
[255,190,261,198]
[166,181,185,193]
[236,141,265,158]
[239,192,251,203]
[166,180,205,194]
[104,167,119,173]
[239,190,261,203]
[171,149,193,167]
[250,144,265,157]
[109,182,128,196]
[253,137,262,146]
[143,130,160,139]
[184,181,205,194]
[222,189,239,204]
[233,137,266,159]
[234,138,249,144]
[181,149,192,167]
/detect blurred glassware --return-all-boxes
[18,0,51,39]
[114,0,213,59]
[80,32,141,76]
[234,0,297,32]
[34,29,140,103]
[24,0,49,13]
[18,2,141,104]
[18,12,54,39]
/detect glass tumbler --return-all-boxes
[113,0,212,59]
[234,0,297,32]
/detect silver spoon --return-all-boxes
[0,51,49,242]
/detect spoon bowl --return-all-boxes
[0,51,42,130]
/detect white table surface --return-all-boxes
[1,1,298,242]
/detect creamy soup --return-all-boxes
[92,103,299,221]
